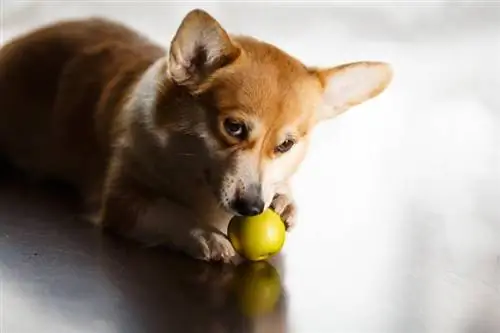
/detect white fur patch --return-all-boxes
[124,57,167,142]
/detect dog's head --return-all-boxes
[162,9,392,216]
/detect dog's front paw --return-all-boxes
[270,192,297,231]
[189,229,238,263]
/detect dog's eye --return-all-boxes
[223,118,247,139]
[275,139,295,154]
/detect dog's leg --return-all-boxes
[99,182,238,263]
[270,183,298,231]
[136,198,238,263]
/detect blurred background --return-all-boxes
[1,0,500,332]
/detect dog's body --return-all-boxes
[0,10,392,262]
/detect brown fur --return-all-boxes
[0,10,392,262]
[0,18,163,201]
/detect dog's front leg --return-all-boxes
[100,187,238,263]
[270,183,298,231]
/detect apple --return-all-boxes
[233,261,282,317]
[228,209,286,261]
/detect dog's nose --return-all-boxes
[232,197,265,216]
[231,185,265,216]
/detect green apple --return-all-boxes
[228,209,286,261]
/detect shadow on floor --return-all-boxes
[0,169,288,333]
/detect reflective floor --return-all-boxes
[1,168,500,333]
[0,173,288,333]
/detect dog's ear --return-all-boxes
[167,9,241,88]
[311,62,393,121]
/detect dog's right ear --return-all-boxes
[167,9,241,88]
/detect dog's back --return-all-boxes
[0,18,163,194]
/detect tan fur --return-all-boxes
[0,9,393,262]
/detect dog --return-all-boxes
[0,9,392,262]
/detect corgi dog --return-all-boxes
[0,9,392,262]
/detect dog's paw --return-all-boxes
[270,192,297,231]
[189,229,238,264]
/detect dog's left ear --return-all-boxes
[312,61,393,121]
[167,9,241,88]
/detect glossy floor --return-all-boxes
[0,175,288,333]
[1,2,500,333]
[1,170,500,333]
